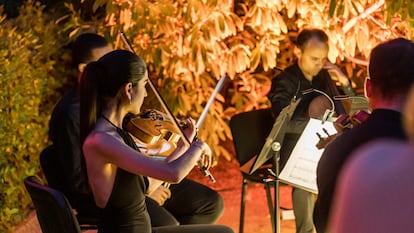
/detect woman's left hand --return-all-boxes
[147,185,171,206]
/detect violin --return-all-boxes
[315,109,370,149]
[307,69,368,149]
[123,109,187,156]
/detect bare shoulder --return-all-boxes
[82,128,137,161]
[84,128,121,148]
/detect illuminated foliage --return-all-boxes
[0,1,69,232]
[68,0,410,161]
[2,1,414,231]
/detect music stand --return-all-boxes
[240,98,301,174]
[240,98,301,233]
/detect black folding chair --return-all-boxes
[24,175,82,233]
[230,108,278,233]
[39,145,100,230]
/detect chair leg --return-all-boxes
[239,178,248,233]
[264,181,276,233]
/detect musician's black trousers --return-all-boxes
[148,178,224,226]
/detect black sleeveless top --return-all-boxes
[98,127,150,233]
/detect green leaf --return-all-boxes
[409,0,414,17]
[329,0,338,17]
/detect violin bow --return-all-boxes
[119,30,218,182]
[196,76,226,129]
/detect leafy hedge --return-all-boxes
[0,1,71,232]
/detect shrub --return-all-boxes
[0,1,71,232]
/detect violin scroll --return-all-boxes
[333,110,370,133]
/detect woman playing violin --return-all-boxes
[79,49,233,233]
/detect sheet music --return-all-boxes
[278,118,337,194]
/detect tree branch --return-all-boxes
[343,53,369,66]
[342,0,385,33]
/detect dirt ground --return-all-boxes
[187,153,296,233]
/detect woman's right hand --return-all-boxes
[191,141,213,170]
[181,117,197,142]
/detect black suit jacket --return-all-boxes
[314,109,407,233]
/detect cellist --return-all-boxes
[266,28,354,233]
